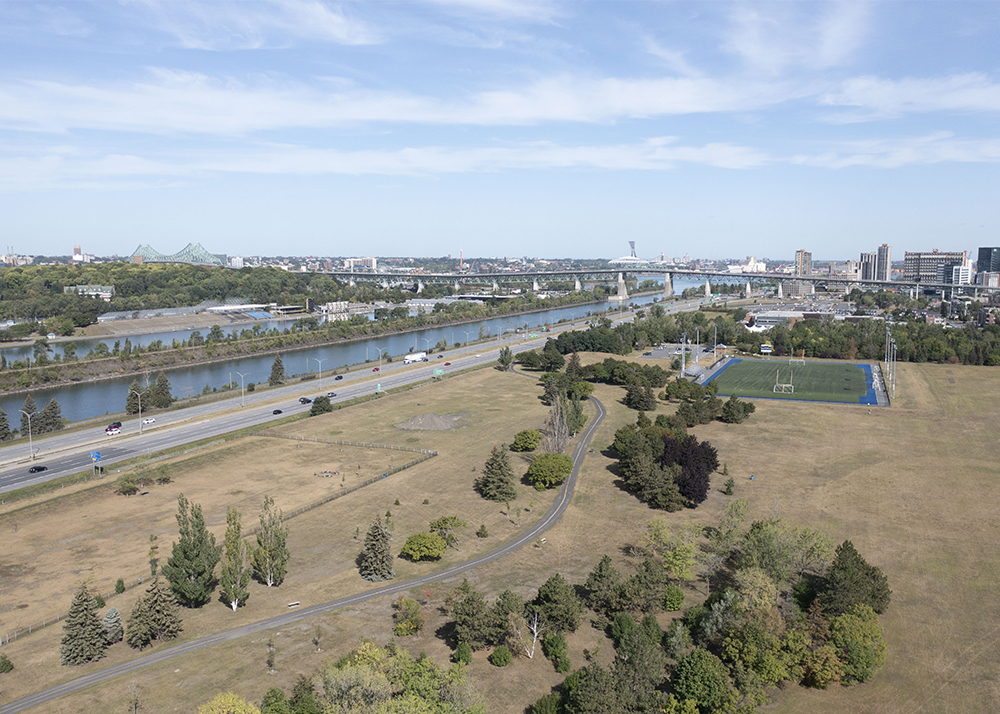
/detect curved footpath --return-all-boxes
[0,395,607,714]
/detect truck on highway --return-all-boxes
[403,352,429,364]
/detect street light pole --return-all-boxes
[312,358,326,381]
[462,330,475,345]
[375,347,387,372]
[131,390,144,433]
[236,371,250,408]
[19,410,33,461]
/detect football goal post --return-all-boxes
[773,367,794,393]
[789,357,805,365]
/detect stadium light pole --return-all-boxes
[236,371,250,408]
[19,410,34,461]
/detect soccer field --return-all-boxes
[707,358,876,404]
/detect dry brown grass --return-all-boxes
[3,361,1000,714]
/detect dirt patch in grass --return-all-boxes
[395,412,468,431]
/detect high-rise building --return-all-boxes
[903,250,967,282]
[794,249,812,276]
[977,247,1000,274]
[876,244,892,282]
[859,252,877,281]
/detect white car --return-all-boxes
[142,417,156,425]
[475,354,482,358]
[106,428,121,436]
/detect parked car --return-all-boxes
[142,417,156,425]
[327,392,337,398]
[335,375,344,380]
[299,397,312,404]
[272,409,283,415]
[28,465,48,473]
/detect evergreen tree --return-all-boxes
[59,583,108,666]
[496,346,514,371]
[20,395,37,437]
[125,379,146,415]
[150,371,173,409]
[125,595,152,650]
[533,574,583,633]
[162,494,221,607]
[269,355,285,386]
[359,516,394,582]
[0,408,9,441]
[37,398,64,434]
[260,688,290,714]
[822,540,892,616]
[251,496,290,587]
[102,607,123,644]
[128,537,184,649]
[289,675,321,714]
[584,555,623,615]
[220,507,252,611]
[475,446,518,502]
[452,589,496,650]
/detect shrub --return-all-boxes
[476,525,488,538]
[723,477,735,495]
[246,382,255,392]
[454,642,472,665]
[663,584,685,611]
[114,473,139,497]
[526,452,573,491]
[400,532,447,561]
[0,653,12,673]
[91,594,106,610]
[531,692,562,714]
[489,645,512,667]
[422,498,430,505]
[610,612,638,644]
[542,632,571,673]
[115,578,125,594]
[510,429,542,452]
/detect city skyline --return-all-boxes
[1,1,998,258]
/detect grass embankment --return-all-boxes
[4,360,1000,714]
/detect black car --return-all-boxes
[29,465,48,473]
[299,397,312,404]
[272,409,283,415]
[107,421,122,430]
[334,375,344,380]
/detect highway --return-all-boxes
[0,386,607,714]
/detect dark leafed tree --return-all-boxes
[533,573,583,633]
[0,408,10,441]
[584,555,623,615]
[613,628,668,712]
[565,351,583,379]
[102,607,123,644]
[220,506,252,611]
[309,395,333,415]
[452,589,496,651]
[126,542,183,650]
[37,398,64,433]
[269,355,285,386]
[359,516,394,582]
[475,446,517,502]
[20,395,37,436]
[251,496,289,587]
[59,583,108,666]
[162,494,221,608]
[125,379,147,415]
[150,372,173,409]
[496,346,514,371]
[822,540,892,616]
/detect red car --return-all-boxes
[444,362,451,366]
[372,367,379,372]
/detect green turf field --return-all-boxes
[709,358,872,403]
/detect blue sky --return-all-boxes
[1,1,998,261]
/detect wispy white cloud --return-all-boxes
[724,1,870,74]
[419,0,560,22]
[643,37,702,77]
[130,0,379,49]
[821,73,1000,120]
[0,137,771,189]
[792,132,1000,168]
[0,69,803,135]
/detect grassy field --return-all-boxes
[709,357,873,403]
[3,358,1000,714]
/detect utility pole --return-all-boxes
[19,410,34,461]
[680,331,687,379]
[131,389,144,433]
[236,371,250,408]
[312,358,326,381]
[375,347,387,372]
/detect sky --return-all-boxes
[0,1,998,261]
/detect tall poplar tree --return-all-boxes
[251,496,289,587]
[60,583,108,666]
[162,494,221,608]
[220,507,252,611]
[359,516,394,582]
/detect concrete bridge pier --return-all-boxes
[745,280,752,299]
[532,279,540,292]
[416,281,424,294]
[492,280,499,293]
[663,273,673,298]
[617,272,629,302]
[349,278,356,287]
[704,279,711,297]
[454,280,460,292]
[777,281,783,299]
[574,277,582,292]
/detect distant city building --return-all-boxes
[977,247,1000,274]
[794,250,812,276]
[64,284,115,301]
[977,272,1000,287]
[859,252,877,281]
[344,257,378,270]
[938,263,971,285]
[784,280,814,297]
[903,249,967,283]
[876,244,892,282]
[229,256,244,269]
[609,241,648,266]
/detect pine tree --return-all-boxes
[60,583,108,666]
[269,355,285,386]
[251,496,289,587]
[102,607,123,644]
[162,494,221,608]
[0,408,11,441]
[125,379,145,415]
[220,507,252,611]
[476,446,518,502]
[822,540,892,616]
[150,372,173,409]
[126,580,182,650]
[125,594,153,650]
[37,398,63,434]
[359,516,394,582]
[20,395,37,437]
